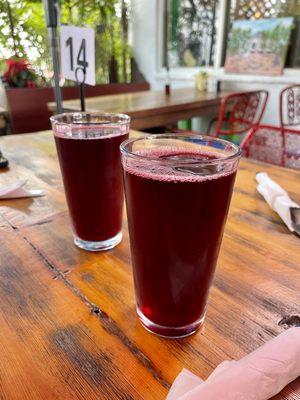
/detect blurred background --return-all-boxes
[0,0,132,85]
[1,0,300,134]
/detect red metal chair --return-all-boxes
[209,90,269,139]
[241,125,283,166]
[284,127,300,169]
[241,124,300,170]
[279,84,300,129]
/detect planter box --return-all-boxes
[6,82,150,134]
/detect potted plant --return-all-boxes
[1,58,54,134]
[1,58,45,89]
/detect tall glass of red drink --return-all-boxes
[51,112,130,251]
[121,134,241,338]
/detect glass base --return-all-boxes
[137,307,205,339]
[74,231,122,252]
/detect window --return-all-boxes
[166,0,219,68]
[163,0,300,70]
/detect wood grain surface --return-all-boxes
[47,88,229,130]
[0,131,299,399]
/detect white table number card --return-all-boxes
[61,25,95,86]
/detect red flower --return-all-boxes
[1,58,38,88]
[27,80,36,88]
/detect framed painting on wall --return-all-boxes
[224,17,293,75]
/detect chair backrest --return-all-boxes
[214,90,269,137]
[241,124,300,170]
[240,125,283,166]
[279,84,300,128]
[284,128,300,169]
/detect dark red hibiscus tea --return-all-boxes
[121,135,241,337]
[51,113,130,251]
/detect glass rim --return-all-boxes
[50,112,131,126]
[120,134,242,166]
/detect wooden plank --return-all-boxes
[19,162,300,398]
[48,88,228,129]
[0,132,66,228]
[0,213,11,228]
[130,104,220,130]
[0,229,167,399]
[48,88,227,116]
[1,130,300,399]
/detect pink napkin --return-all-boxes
[167,327,300,400]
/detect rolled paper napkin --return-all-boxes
[0,180,44,199]
[167,327,300,400]
[256,172,299,233]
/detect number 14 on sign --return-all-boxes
[61,26,95,86]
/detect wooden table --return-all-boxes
[0,131,299,399]
[48,88,229,130]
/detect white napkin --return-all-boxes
[256,172,299,232]
[0,180,44,200]
[167,327,300,400]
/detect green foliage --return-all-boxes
[2,57,45,87]
[260,23,292,59]
[276,1,300,17]
[227,27,251,55]
[60,0,131,83]
[0,1,49,72]
[0,0,131,84]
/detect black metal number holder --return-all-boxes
[75,66,86,112]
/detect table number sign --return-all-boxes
[61,25,95,86]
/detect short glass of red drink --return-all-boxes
[51,112,130,251]
[120,134,241,338]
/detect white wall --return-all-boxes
[131,0,300,127]
[131,0,160,89]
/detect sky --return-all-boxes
[232,17,293,33]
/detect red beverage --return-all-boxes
[51,113,130,251]
[121,136,241,337]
